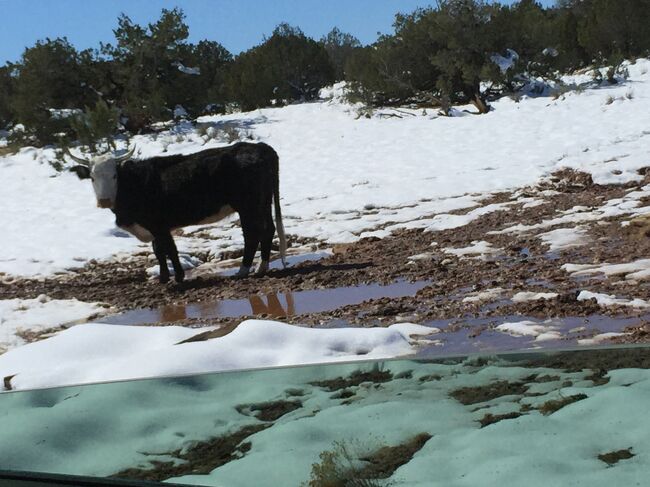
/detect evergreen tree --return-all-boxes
[226,24,335,111]
[576,0,650,62]
[320,27,361,81]
[69,100,120,152]
[345,10,442,106]
[427,0,501,114]
[102,8,193,130]
[171,40,233,116]
[11,38,91,143]
[0,65,14,129]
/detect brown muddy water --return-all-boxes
[99,280,431,325]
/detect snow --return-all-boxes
[2,59,650,279]
[563,259,650,281]
[0,295,109,353]
[0,320,437,391]
[444,240,499,258]
[495,186,650,237]
[48,108,82,120]
[511,291,559,303]
[491,49,518,73]
[462,287,506,303]
[172,61,200,75]
[538,226,588,250]
[5,355,648,486]
[577,290,650,308]
[577,332,627,346]
[0,147,145,277]
[495,320,561,341]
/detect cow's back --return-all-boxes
[114,142,278,230]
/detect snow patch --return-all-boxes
[563,259,650,281]
[462,288,506,303]
[0,320,438,391]
[496,320,561,341]
[0,296,109,353]
[577,332,627,346]
[511,291,559,303]
[444,240,499,259]
[577,290,650,308]
[538,226,588,250]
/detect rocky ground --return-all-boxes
[4,169,650,351]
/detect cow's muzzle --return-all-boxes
[97,198,113,209]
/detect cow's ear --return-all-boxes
[69,165,91,180]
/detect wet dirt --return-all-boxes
[5,169,650,353]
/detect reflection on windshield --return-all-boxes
[1,346,649,486]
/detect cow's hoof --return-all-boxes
[174,272,185,283]
[255,261,269,277]
[159,274,170,284]
[233,266,251,279]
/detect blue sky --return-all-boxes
[0,0,555,65]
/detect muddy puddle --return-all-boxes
[99,280,430,325]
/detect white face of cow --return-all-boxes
[66,146,135,209]
[89,155,119,208]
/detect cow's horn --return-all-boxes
[115,145,136,163]
[64,147,92,166]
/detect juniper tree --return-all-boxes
[0,65,14,129]
[11,38,91,144]
[102,8,192,130]
[320,27,361,81]
[226,24,334,111]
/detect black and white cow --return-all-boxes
[67,142,287,283]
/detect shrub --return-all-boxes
[69,100,120,151]
[226,24,335,111]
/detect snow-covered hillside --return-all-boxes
[1,59,649,279]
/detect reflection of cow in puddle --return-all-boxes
[248,293,295,318]
[156,292,296,322]
[160,305,191,322]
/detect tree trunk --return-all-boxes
[471,93,490,114]
[438,95,452,116]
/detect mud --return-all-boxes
[478,411,522,428]
[450,380,528,405]
[112,423,270,482]
[5,169,650,352]
[357,433,432,479]
[310,369,394,392]
[236,399,302,422]
[536,393,588,415]
[598,448,636,466]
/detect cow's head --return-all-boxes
[65,147,135,209]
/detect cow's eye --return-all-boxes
[90,176,95,182]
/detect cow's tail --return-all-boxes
[272,150,288,268]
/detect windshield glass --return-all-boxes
[2,346,649,486]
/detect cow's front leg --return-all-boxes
[165,233,185,283]
[152,238,170,284]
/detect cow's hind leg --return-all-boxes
[153,232,185,283]
[257,208,275,276]
[152,238,170,284]
[235,211,261,278]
